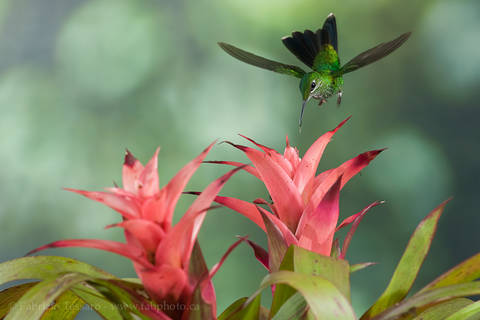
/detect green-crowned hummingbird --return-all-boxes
[218,13,411,127]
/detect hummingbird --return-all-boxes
[218,13,411,127]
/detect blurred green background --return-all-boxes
[0,0,478,317]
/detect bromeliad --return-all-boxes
[28,144,242,319]
[204,118,384,271]
[219,13,410,127]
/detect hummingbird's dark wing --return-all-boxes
[281,13,338,69]
[339,32,411,74]
[218,42,306,78]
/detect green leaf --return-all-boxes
[0,258,126,320]
[89,279,162,320]
[350,262,377,274]
[218,295,261,320]
[120,278,142,284]
[371,281,480,320]
[270,246,297,317]
[40,290,85,320]
[412,298,473,320]
[419,253,480,293]
[238,295,261,320]
[279,245,295,271]
[218,297,248,320]
[270,245,351,318]
[71,283,123,320]
[259,306,270,320]
[0,256,115,285]
[361,200,449,320]
[444,300,480,320]
[5,273,91,320]
[0,260,157,320]
[94,280,150,320]
[271,292,307,320]
[293,246,350,300]
[248,271,356,320]
[0,282,37,318]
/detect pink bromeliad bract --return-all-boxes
[208,118,384,270]
[29,143,242,319]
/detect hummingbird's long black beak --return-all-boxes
[299,100,307,129]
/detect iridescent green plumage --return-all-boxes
[218,13,411,128]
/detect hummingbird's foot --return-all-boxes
[337,91,342,107]
[318,98,327,107]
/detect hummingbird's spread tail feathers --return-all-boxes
[339,32,411,75]
[218,42,306,78]
[282,13,338,69]
[322,13,338,52]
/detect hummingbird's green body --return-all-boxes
[299,44,343,103]
[218,13,411,127]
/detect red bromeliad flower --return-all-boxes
[29,143,242,319]
[206,118,384,270]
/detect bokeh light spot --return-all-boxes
[56,0,167,102]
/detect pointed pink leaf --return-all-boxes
[238,135,294,177]
[161,142,215,226]
[253,198,279,217]
[253,198,269,205]
[283,136,301,171]
[155,167,242,269]
[27,239,153,268]
[103,187,136,197]
[337,201,384,231]
[234,142,304,231]
[138,147,160,198]
[213,195,266,230]
[209,236,247,279]
[65,188,140,219]
[182,166,243,227]
[337,149,385,189]
[211,195,297,247]
[339,201,384,259]
[186,241,217,319]
[106,219,165,254]
[122,149,144,194]
[138,264,189,303]
[154,206,212,270]
[238,134,276,153]
[294,117,350,194]
[245,239,270,270]
[297,175,342,256]
[259,208,289,272]
[204,160,260,179]
[305,149,385,219]
[141,190,168,225]
[188,241,210,286]
[185,192,298,250]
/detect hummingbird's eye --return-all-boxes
[310,81,316,91]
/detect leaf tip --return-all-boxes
[124,149,137,167]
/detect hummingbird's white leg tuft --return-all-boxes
[337,91,342,107]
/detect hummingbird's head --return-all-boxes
[298,72,322,128]
[299,72,321,102]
